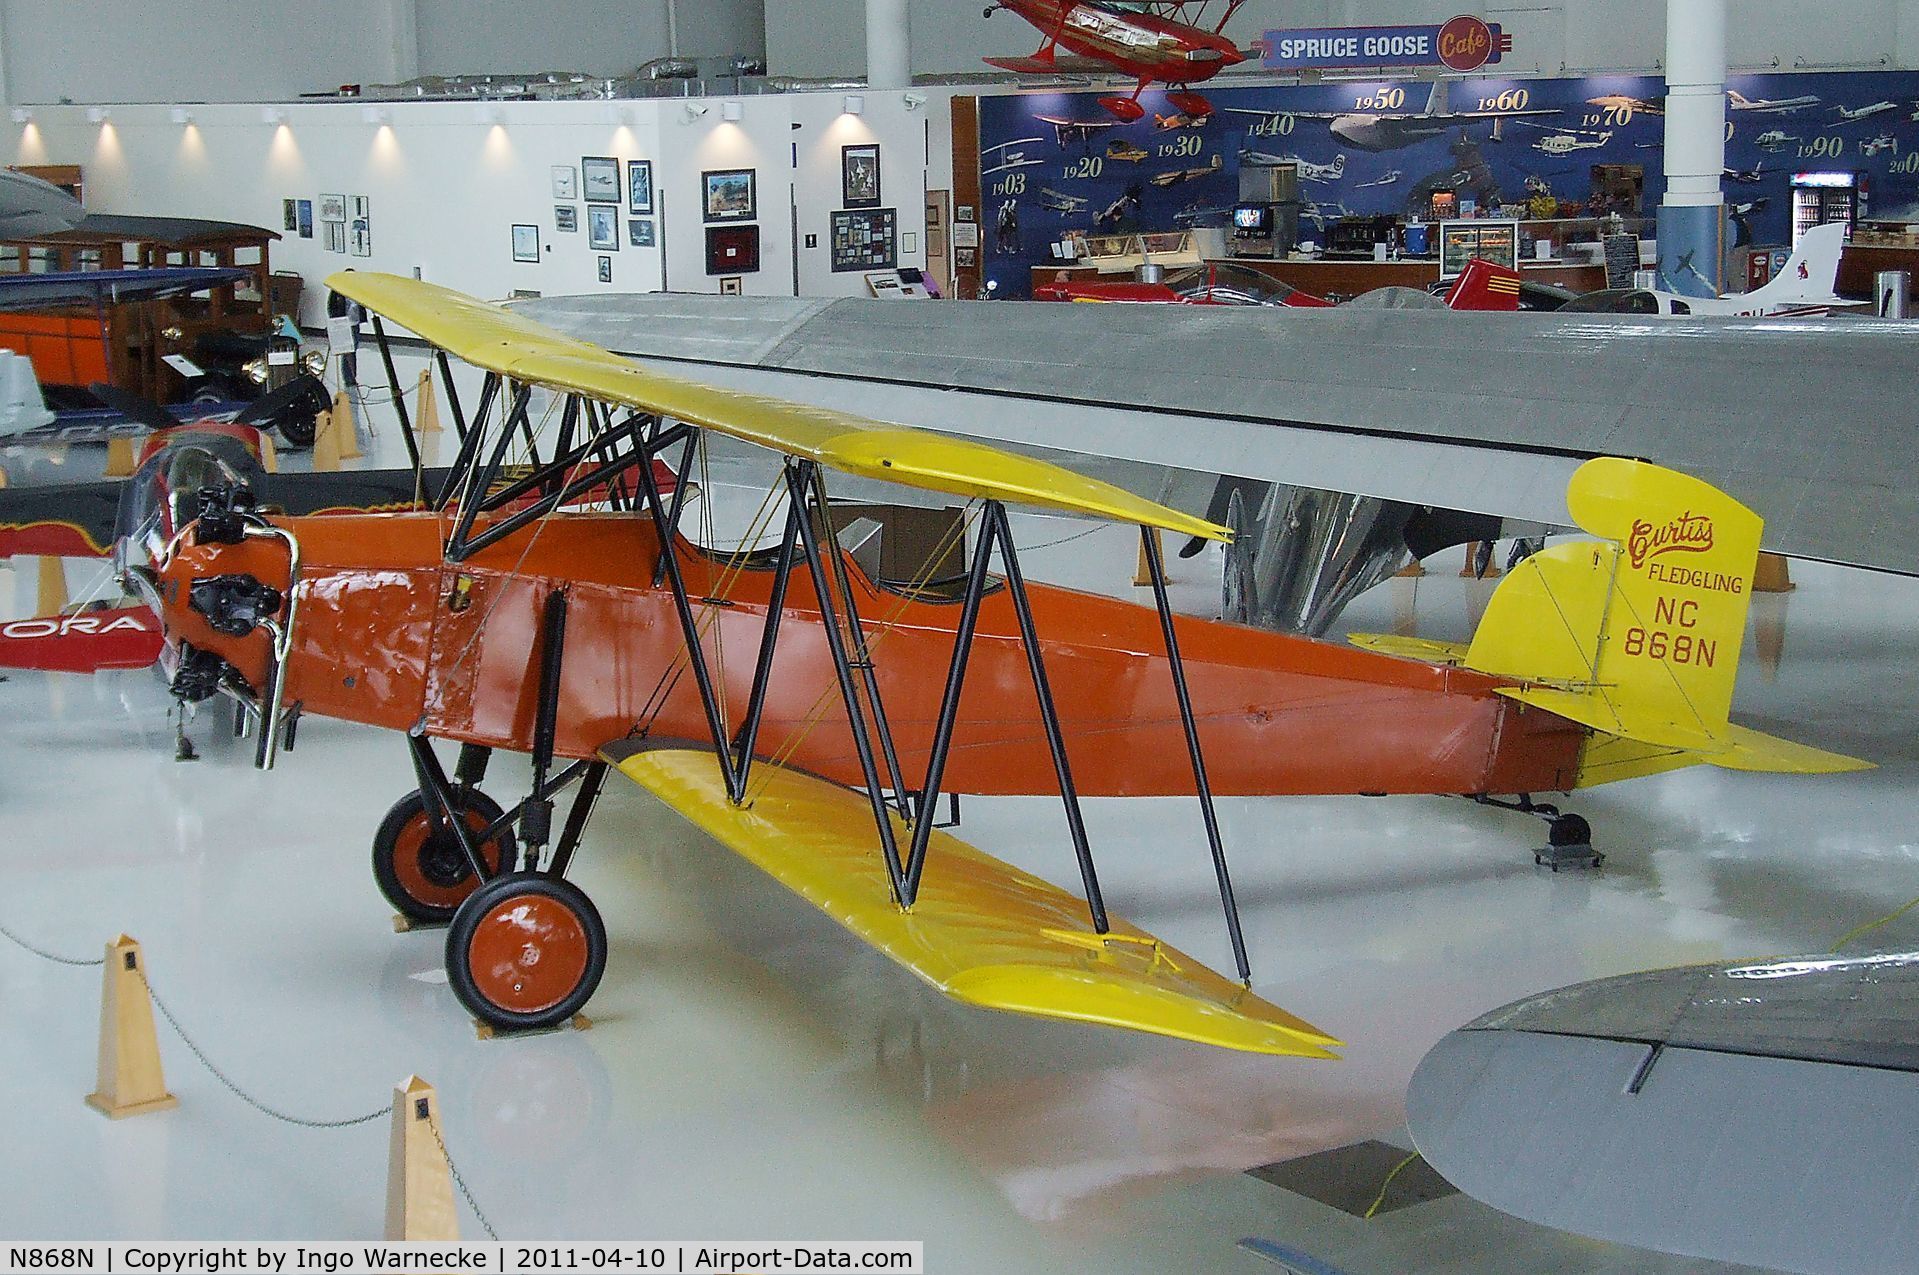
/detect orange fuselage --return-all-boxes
[155,511,1583,798]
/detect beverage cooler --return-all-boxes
[1791,171,1865,247]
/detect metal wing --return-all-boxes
[603,744,1340,1058]
[326,272,1227,542]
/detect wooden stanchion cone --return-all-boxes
[416,370,441,433]
[1754,551,1796,594]
[311,408,340,472]
[1133,527,1165,588]
[104,436,138,478]
[259,432,280,474]
[385,1075,459,1241]
[331,390,363,459]
[36,557,67,615]
[85,935,178,1119]
[1459,542,1502,579]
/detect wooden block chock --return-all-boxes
[330,389,363,460]
[385,1075,459,1241]
[415,369,442,433]
[85,935,178,1119]
[1753,551,1796,594]
[36,556,67,616]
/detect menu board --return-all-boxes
[1438,219,1520,279]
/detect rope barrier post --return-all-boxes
[36,556,67,616]
[311,407,341,472]
[385,1076,459,1241]
[330,389,364,460]
[84,935,178,1120]
[103,435,137,479]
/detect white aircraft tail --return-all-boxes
[1741,222,1847,312]
[1425,80,1449,117]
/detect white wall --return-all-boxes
[4,90,930,316]
[767,0,1919,79]
[0,0,768,105]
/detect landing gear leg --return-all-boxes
[1473,795,1603,871]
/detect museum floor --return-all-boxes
[3,448,1904,1272]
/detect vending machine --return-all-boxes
[1791,171,1865,247]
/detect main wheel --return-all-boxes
[372,789,515,924]
[447,872,607,1033]
[1547,813,1592,848]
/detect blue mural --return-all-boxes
[979,71,1919,297]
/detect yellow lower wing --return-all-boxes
[603,745,1340,1058]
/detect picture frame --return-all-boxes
[842,143,881,209]
[350,195,370,220]
[927,204,942,228]
[511,223,541,263]
[703,169,756,222]
[955,204,976,223]
[555,206,578,233]
[319,193,347,223]
[551,165,578,200]
[955,247,977,267]
[629,217,656,248]
[627,159,654,215]
[582,156,620,205]
[324,221,347,254]
[349,214,371,257]
[597,255,613,284]
[830,208,898,273]
[705,223,761,274]
[281,199,298,232]
[719,276,743,296]
[296,199,314,239]
[587,205,619,251]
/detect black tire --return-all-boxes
[274,411,317,448]
[372,789,516,924]
[1547,813,1593,848]
[446,872,607,1033]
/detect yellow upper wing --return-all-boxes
[326,272,1228,542]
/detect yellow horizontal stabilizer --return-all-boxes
[1716,724,1874,775]
[1347,633,1471,665]
[603,744,1340,1058]
[326,272,1228,543]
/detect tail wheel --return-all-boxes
[372,789,515,924]
[1548,813,1592,848]
[447,872,607,1033]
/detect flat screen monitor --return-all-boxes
[1233,204,1272,232]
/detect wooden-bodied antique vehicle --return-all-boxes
[115,272,1864,1048]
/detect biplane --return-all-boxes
[985,1,1251,123]
[112,272,1864,1053]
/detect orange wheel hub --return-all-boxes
[390,808,500,910]
[464,893,590,1016]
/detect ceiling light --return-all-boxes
[261,106,286,126]
[721,100,744,122]
[474,104,504,125]
[86,106,110,125]
[169,106,193,125]
[10,108,33,125]
[361,105,391,125]
[844,94,866,116]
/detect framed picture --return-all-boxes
[324,221,347,254]
[582,156,620,205]
[703,169,756,222]
[319,193,347,222]
[927,204,942,228]
[597,255,613,284]
[281,199,298,232]
[555,206,578,232]
[830,208,897,272]
[296,200,314,239]
[955,247,976,268]
[550,165,577,200]
[627,159,654,215]
[955,204,976,223]
[587,206,619,251]
[719,276,743,296]
[350,195,370,220]
[629,217,655,248]
[511,223,540,263]
[349,214,371,257]
[842,144,881,209]
[705,224,761,274]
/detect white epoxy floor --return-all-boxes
[3,438,1910,1272]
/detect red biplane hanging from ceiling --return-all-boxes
[984,1,1252,122]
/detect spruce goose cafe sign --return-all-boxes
[1257,15,1513,73]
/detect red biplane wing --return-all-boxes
[0,604,162,673]
[986,53,1126,76]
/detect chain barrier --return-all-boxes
[1,920,502,1236]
